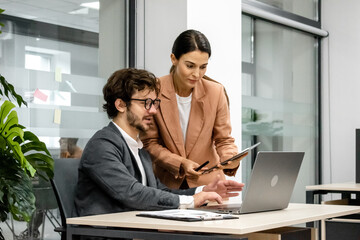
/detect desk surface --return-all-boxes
[306,182,360,191]
[67,203,360,235]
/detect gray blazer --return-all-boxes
[74,122,195,217]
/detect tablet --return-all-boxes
[201,142,261,174]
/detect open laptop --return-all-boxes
[197,151,304,215]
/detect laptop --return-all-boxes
[197,151,304,215]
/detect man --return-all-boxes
[74,68,244,217]
[60,137,83,159]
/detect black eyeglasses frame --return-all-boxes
[130,98,161,110]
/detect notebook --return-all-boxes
[197,151,304,215]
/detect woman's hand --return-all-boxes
[217,152,248,170]
[180,158,202,178]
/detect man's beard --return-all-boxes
[127,109,147,134]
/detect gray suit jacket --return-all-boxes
[74,122,195,217]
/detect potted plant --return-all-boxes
[0,8,54,240]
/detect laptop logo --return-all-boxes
[271,175,279,187]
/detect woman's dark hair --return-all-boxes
[172,29,211,60]
[102,68,160,118]
[170,29,229,106]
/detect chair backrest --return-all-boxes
[51,158,80,228]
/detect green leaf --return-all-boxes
[0,75,28,107]
[0,101,40,177]
[0,78,54,225]
[22,131,51,156]
[0,135,6,150]
[0,8,4,32]
[6,172,35,221]
[25,153,54,178]
[21,141,50,155]
[0,100,16,127]
[0,159,35,222]
[0,102,26,166]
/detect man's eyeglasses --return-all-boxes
[130,98,161,110]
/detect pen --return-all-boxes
[195,160,210,172]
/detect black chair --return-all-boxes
[51,158,80,240]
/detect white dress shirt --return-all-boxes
[112,121,203,208]
[113,121,147,186]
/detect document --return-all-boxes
[136,209,238,222]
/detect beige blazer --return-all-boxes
[141,74,238,189]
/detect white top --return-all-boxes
[176,93,192,143]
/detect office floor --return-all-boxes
[0,209,61,240]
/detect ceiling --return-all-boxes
[0,0,99,32]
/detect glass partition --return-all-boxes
[255,0,319,21]
[0,1,128,238]
[0,17,105,158]
[242,15,319,203]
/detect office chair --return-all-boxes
[29,175,58,240]
[50,158,80,240]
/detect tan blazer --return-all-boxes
[141,74,238,189]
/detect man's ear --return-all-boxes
[115,98,127,113]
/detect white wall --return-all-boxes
[322,0,360,184]
[140,0,243,182]
[99,0,127,78]
[187,0,242,181]
[139,0,187,76]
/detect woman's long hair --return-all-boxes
[170,29,229,107]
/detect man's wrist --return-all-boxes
[179,195,194,209]
[196,185,205,193]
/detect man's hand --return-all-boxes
[203,174,245,198]
[191,175,244,207]
[193,191,222,207]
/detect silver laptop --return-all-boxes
[198,151,304,214]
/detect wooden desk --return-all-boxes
[66,203,360,240]
[306,182,360,204]
[306,183,360,239]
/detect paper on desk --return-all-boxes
[136,209,238,222]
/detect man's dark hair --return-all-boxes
[102,68,160,118]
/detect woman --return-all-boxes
[141,29,245,189]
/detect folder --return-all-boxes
[136,209,238,222]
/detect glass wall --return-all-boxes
[242,14,319,203]
[0,1,128,239]
[255,0,319,20]
[0,15,105,160]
